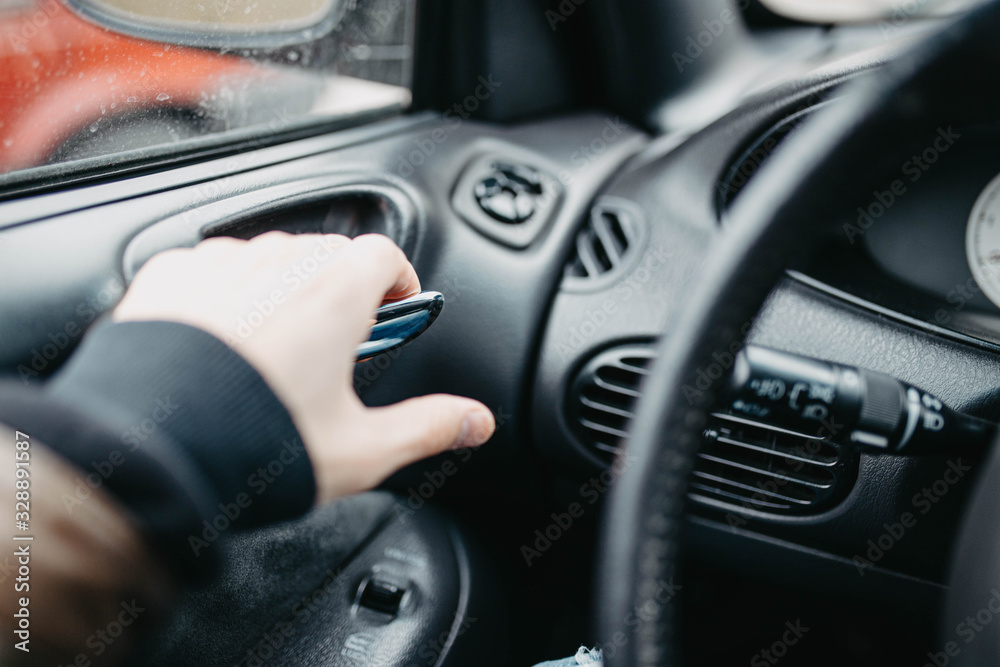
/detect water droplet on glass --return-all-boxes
[156,93,171,101]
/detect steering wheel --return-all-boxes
[596,2,1000,665]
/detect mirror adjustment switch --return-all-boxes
[358,575,406,617]
[474,163,543,224]
[452,151,564,249]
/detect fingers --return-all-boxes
[139,233,414,303]
[356,234,420,298]
[365,394,495,467]
[190,235,244,259]
[335,234,421,303]
[292,234,420,346]
[309,395,496,503]
[123,230,493,505]
[239,232,352,274]
[243,233,419,308]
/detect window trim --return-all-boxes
[0,110,436,224]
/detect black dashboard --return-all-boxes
[808,123,1000,349]
[531,43,1000,608]
[1,21,998,632]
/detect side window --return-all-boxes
[0,0,414,181]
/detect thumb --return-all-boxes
[365,394,496,467]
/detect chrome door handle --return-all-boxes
[355,291,444,362]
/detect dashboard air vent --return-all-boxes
[563,198,645,288]
[692,413,855,515]
[567,345,655,462]
[567,343,857,516]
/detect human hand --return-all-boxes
[114,232,495,503]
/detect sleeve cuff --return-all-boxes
[45,320,317,530]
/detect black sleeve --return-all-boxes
[0,320,317,579]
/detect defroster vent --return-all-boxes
[717,101,831,213]
[567,344,857,516]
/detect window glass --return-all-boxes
[0,0,413,180]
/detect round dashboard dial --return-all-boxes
[966,172,1000,308]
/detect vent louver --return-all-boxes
[692,413,854,515]
[567,344,856,516]
[567,346,654,460]
[563,199,644,287]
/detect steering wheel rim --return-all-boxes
[595,4,1000,665]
